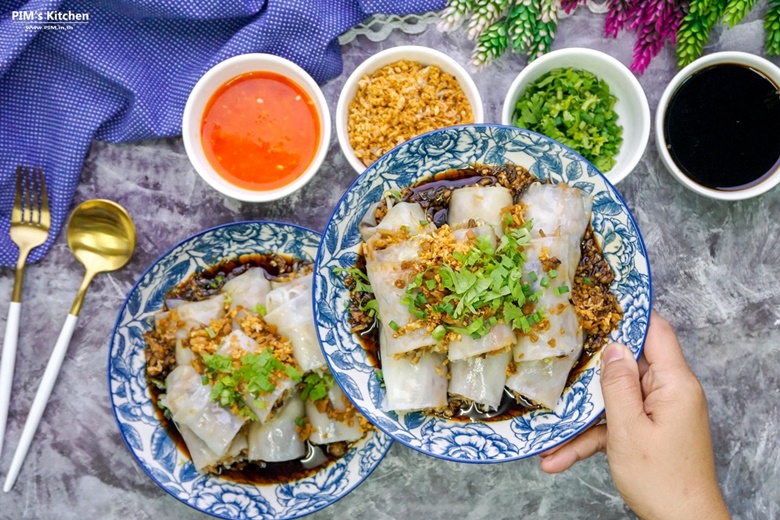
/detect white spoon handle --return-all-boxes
[3,313,78,492]
[0,301,22,459]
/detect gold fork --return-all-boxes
[0,166,50,458]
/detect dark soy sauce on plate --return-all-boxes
[664,64,780,190]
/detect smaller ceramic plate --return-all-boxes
[109,221,392,519]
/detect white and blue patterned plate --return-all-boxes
[313,125,652,463]
[109,221,393,519]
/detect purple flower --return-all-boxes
[605,0,639,38]
[606,0,683,73]
[627,0,684,73]
[560,0,585,14]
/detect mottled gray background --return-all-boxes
[0,7,778,520]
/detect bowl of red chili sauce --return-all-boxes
[183,54,330,202]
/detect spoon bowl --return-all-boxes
[67,199,136,275]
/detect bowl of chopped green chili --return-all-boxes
[502,48,650,185]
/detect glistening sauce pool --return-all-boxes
[664,64,780,190]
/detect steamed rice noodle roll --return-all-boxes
[247,394,307,462]
[162,365,247,459]
[521,182,593,248]
[448,324,516,361]
[379,328,448,412]
[162,295,227,365]
[174,294,226,324]
[153,311,197,365]
[513,237,583,362]
[447,186,513,237]
[363,202,438,356]
[451,224,497,249]
[221,267,272,311]
[360,201,433,241]
[306,384,364,444]
[506,356,577,410]
[217,330,297,423]
[448,348,511,410]
[177,424,247,471]
[263,273,327,373]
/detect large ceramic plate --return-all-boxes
[313,125,651,463]
[109,221,392,519]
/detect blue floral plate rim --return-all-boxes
[313,123,653,464]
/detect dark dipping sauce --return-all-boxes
[664,64,780,190]
[146,253,349,485]
[347,164,621,422]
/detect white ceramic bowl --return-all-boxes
[182,54,331,202]
[502,48,650,185]
[655,51,780,201]
[336,45,484,174]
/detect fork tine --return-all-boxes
[22,166,31,224]
[38,167,50,228]
[30,166,39,226]
[11,166,22,224]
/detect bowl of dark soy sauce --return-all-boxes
[656,51,780,200]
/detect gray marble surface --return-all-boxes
[0,8,778,520]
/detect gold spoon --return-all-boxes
[4,200,136,492]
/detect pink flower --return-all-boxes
[605,0,639,38]
[629,0,684,73]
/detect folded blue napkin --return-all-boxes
[0,0,444,266]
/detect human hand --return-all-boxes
[539,312,730,520]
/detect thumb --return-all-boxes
[600,342,646,433]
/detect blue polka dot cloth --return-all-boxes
[0,0,445,266]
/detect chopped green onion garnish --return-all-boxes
[518,315,530,334]
[361,299,380,318]
[556,285,570,295]
[295,417,306,427]
[548,269,558,279]
[511,67,623,172]
[205,327,216,338]
[389,321,400,332]
[432,325,446,341]
[582,276,593,285]
[540,276,550,288]
[528,271,538,282]
[253,304,267,316]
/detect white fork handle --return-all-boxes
[0,301,22,459]
[3,313,78,492]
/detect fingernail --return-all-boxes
[602,343,624,365]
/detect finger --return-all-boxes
[637,355,649,378]
[601,342,648,433]
[644,312,689,370]
[539,425,608,474]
